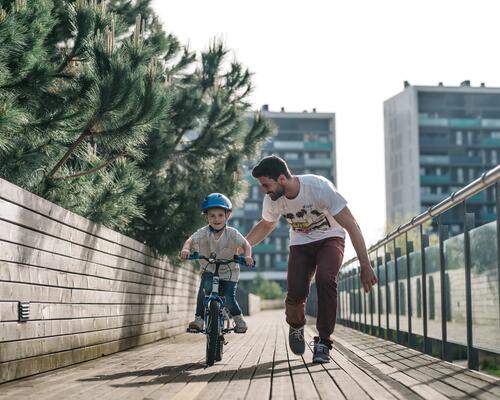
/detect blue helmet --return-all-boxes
[201,193,232,213]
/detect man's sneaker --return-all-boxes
[233,314,248,333]
[188,316,204,331]
[312,337,331,364]
[288,326,305,355]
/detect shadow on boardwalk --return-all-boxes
[0,310,499,400]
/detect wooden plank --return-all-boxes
[284,321,320,399]
[0,241,198,289]
[0,178,148,254]
[222,313,274,400]
[0,260,198,298]
[270,313,295,399]
[334,324,500,399]
[144,315,260,400]
[0,300,193,323]
[244,311,278,399]
[0,220,195,282]
[0,333,187,400]
[0,324,188,383]
[0,308,196,341]
[0,196,200,277]
[0,317,192,362]
[194,318,265,400]
[0,281,194,305]
[302,324,346,399]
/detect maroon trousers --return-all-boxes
[285,236,345,341]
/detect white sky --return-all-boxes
[152,0,500,259]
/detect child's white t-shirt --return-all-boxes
[190,225,247,282]
[262,174,348,246]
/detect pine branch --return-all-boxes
[47,119,95,178]
[53,151,127,180]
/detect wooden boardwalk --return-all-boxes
[0,310,499,400]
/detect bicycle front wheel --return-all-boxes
[206,300,220,366]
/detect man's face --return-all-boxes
[205,207,229,230]
[257,176,285,201]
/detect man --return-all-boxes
[246,155,377,363]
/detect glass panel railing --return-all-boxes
[470,221,499,354]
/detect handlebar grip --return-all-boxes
[188,251,200,260]
[234,255,256,268]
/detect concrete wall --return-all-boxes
[0,178,199,383]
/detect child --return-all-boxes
[180,193,254,333]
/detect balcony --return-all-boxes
[420,193,449,203]
[420,155,450,165]
[304,158,332,167]
[481,138,500,147]
[303,141,333,151]
[253,243,276,253]
[420,175,451,185]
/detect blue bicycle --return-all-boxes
[187,252,254,366]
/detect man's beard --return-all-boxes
[268,185,285,201]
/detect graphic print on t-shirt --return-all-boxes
[281,204,331,234]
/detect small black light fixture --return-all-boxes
[18,301,30,322]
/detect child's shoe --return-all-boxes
[233,314,248,333]
[188,316,204,331]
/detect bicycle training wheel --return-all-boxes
[206,300,220,366]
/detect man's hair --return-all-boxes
[251,155,292,180]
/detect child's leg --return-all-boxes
[220,280,242,316]
[195,272,213,317]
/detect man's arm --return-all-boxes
[245,219,278,246]
[334,206,377,292]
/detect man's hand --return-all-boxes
[360,264,377,293]
[179,249,190,260]
[244,256,254,268]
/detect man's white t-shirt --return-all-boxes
[190,226,247,282]
[262,174,347,246]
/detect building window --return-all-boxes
[457,168,464,183]
[284,152,299,159]
[244,203,258,211]
[275,237,282,251]
[456,131,463,145]
[265,254,271,267]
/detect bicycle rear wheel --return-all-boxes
[206,300,220,366]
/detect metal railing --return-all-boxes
[337,165,500,370]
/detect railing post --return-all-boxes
[385,247,391,339]
[377,256,383,337]
[338,273,343,322]
[347,269,352,328]
[496,182,500,328]
[363,268,368,333]
[394,244,402,344]
[464,210,479,370]
[439,221,452,361]
[406,237,415,348]
[357,267,362,331]
[420,225,431,355]
[370,259,375,334]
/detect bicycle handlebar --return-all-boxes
[188,252,256,268]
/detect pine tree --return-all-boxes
[128,40,275,254]
[0,0,170,230]
[0,0,275,247]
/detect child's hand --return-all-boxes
[180,249,190,260]
[245,256,254,267]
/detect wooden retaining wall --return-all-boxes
[0,178,199,383]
